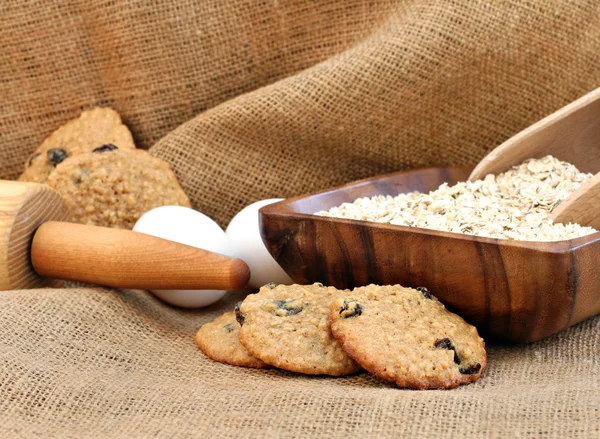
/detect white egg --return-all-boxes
[226,198,293,288]
[133,205,233,308]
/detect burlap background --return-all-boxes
[1,0,599,437]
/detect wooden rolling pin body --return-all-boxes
[32,222,249,290]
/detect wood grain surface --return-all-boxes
[550,172,600,228]
[260,167,600,343]
[31,221,250,290]
[0,181,70,290]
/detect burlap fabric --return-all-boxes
[1,1,599,437]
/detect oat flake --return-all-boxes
[316,156,598,241]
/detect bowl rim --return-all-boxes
[260,166,600,252]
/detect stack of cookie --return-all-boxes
[19,108,191,229]
[195,283,487,389]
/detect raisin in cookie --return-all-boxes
[47,148,190,229]
[19,107,136,183]
[195,311,268,369]
[329,284,486,389]
[237,283,361,376]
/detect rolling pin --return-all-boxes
[0,180,250,291]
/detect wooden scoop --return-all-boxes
[469,87,600,181]
[0,180,250,291]
[467,87,600,229]
[548,173,600,229]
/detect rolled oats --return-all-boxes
[316,156,597,241]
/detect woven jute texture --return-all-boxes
[0,288,599,438]
[2,0,600,438]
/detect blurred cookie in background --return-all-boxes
[47,147,191,229]
[19,107,136,183]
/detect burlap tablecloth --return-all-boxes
[1,1,599,437]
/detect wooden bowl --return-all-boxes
[259,166,600,343]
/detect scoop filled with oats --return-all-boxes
[316,156,597,241]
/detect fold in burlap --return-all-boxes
[1,1,599,437]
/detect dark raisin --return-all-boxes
[27,152,41,167]
[263,282,277,289]
[47,148,68,165]
[234,301,245,326]
[434,338,460,364]
[223,323,235,333]
[339,300,363,318]
[92,143,118,153]
[434,337,453,350]
[72,169,89,185]
[459,363,481,375]
[273,299,303,315]
[416,286,432,300]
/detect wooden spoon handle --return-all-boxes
[468,87,600,181]
[550,173,600,229]
[31,221,250,290]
